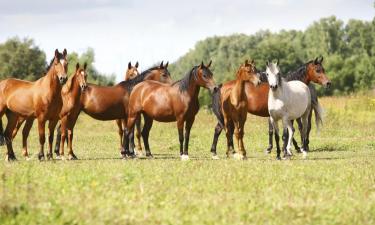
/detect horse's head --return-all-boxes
[75,62,88,91]
[195,60,218,92]
[149,61,172,84]
[266,60,281,90]
[125,61,139,81]
[52,49,68,85]
[306,56,331,88]
[238,59,261,86]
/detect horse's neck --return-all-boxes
[185,77,200,103]
[230,78,246,106]
[269,80,286,99]
[42,67,61,95]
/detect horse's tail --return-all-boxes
[0,118,5,146]
[312,98,323,133]
[211,84,224,127]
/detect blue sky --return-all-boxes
[0,0,374,81]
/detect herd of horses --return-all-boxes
[0,49,331,162]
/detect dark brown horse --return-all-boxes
[56,61,172,159]
[220,60,261,160]
[211,57,331,157]
[115,61,141,154]
[124,61,218,160]
[0,49,68,161]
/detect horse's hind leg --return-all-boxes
[141,114,153,157]
[54,123,62,157]
[300,112,310,158]
[284,120,294,158]
[292,119,302,153]
[210,122,223,159]
[266,117,273,153]
[11,117,25,140]
[233,120,246,160]
[271,118,281,160]
[135,117,143,155]
[116,119,124,152]
[305,108,313,152]
[4,112,18,161]
[21,118,34,159]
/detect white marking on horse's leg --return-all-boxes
[212,154,220,160]
[286,122,294,156]
[181,154,189,161]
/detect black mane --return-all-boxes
[259,71,268,83]
[173,66,199,92]
[285,60,313,82]
[120,66,160,92]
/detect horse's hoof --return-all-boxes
[38,154,45,161]
[55,155,62,160]
[136,151,144,157]
[282,155,291,160]
[233,153,246,160]
[5,154,17,162]
[180,155,189,161]
[276,156,281,160]
[266,146,272,154]
[25,156,31,161]
[211,154,220,160]
[146,153,153,159]
[46,154,53,160]
[301,151,307,159]
[68,154,78,160]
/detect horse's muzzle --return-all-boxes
[59,77,68,85]
[270,84,278,90]
[81,84,88,92]
[325,81,332,89]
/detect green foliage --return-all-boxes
[0,37,46,80]
[170,16,375,105]
[0,37,115,86]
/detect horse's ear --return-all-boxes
[160,61,164,68]
[135,61,139,68]
[314,57,319,64]
[251,59,255,65]
[200,61,204,68]
[266,60,270,67]
[206,60,212,68]
[319,56,324,63]
[245,59,249,65]
[76,62,80,71]
[276,59,279,65]
[54,49,59,58]
[128,62,132,70]
[63,48,67,57]
[84,62,88,70]
[165,61,169,68]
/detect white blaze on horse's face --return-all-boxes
[57,59,68,84]
[266,63,280,90]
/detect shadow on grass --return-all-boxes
[311,145,349,152]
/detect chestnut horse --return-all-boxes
[124,61,218,160]
[220,60,261,160]
[0,49,68,161]
[55,62,172,159]
[210,57,331,157]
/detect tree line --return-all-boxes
[169,16,375,106]
[0,37,115,86]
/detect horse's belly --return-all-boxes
[84,107,125,120]
[7,95,35,117]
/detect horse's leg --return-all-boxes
[4,112,18,161]
[123,110,138,158]
[141,115,153,158]
[54,123,61,157]
[292,119,301,153]
[266,117,273,153]
[182,117,195,160]
[135,117,143,155]
[285,120,294,158]
[225,120,235,158]
[21,118,34,159]
[59,118,67,159]
[11,117,25,140]
[177,118,185,159]
[270,118,281,160]
[210,122,223,159]
[305,108,313,152]
[234,120,246,160]
[47,119,58,160]
[67,127,77,160]
[116,119,123,152]
[37,118,46,161]
[300,111,310,158]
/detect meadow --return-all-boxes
[1,95,375,225]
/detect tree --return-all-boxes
[0,37,46,80]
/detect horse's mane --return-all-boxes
[285,60,313,82]
[173,66,199,93]
[120,66,160,92]
[62,73,76,95]
[259,71,268,83]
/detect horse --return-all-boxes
[266,61,311,160]
[124,61,218,160]
[55,61,172,159]
[210,57,330,158]
[219,59,261,160]
[0,49,68,161]
[115,61,142,155]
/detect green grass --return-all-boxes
[1,95,375,225]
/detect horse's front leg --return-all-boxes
[284,120,294,159]
[4,112,18,161]
[116,119,124,152]
[270,118,281,160]
[11,117,25,140]
[224,119,235,158]
[47,119,58,160]
[266,117,274,153]
[37,118,46,161]
[182,117,195,161]
[177,118,186,160]
[234,119,246,160]
[135,118,143,155]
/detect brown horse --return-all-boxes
[0,49,68,161]
[56,61,172,159]
[124,61,218,160]
[115,62,141,153]
[220,60,261,160]
[211,57,331,157]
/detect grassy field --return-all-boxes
[1,95,375,225]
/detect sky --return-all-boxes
[0,0,374,81]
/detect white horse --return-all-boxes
[266,61,311,160]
